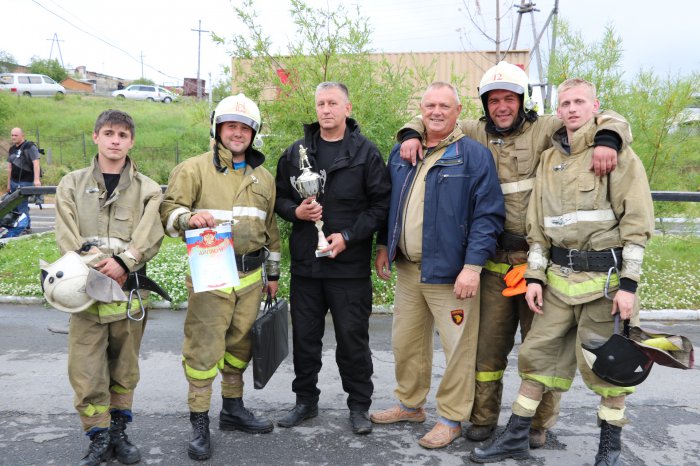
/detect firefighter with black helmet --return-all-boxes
[397,61,633,447]
[160,93,281,461]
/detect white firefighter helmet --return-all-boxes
[40,251,96,313]
[210,93,261,138]
[478,61,536,112]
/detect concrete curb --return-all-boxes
[1,295,697,320]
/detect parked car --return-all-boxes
[0,73,66,97]
[111,84,177,103]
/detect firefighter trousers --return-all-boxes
[182,272,263,413]
[472,272,560,429]
[68,311,146,432]
[517,287,637,426]
[391,257,479,422]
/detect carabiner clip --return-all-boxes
[604,249,620,301]
[126,273,146,321]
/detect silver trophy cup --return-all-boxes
[290,145,331,258]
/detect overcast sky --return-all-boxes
[2,0,697,89]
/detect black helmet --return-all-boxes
[581,316,654,387]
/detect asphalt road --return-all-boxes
[1,304,699,466]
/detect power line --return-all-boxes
[30,0,181,80]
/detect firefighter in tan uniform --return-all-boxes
[470,78,654,465]
[160,94,281,461]
[54,110,164,466]
[398,61,632,446]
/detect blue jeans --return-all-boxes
[9,180,32,229]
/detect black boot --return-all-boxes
[277,403,319,428]
[79,429,112,466]
[110,411,141,464]
[469,414,532,463]
[219,397,274,434]
[188,411,211,461]
[594,421,622,466]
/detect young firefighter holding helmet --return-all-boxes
[397,61,632,447]
[160,94,281,461]
[469,77,655,465]
[51,109,164,466]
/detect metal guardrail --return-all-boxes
[2,186,700,221]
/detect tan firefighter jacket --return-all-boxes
[401,111,632,275]
[55,156,164,322]
[524,118,654,305]
[160,144,281,293]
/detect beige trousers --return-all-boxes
[68,311,146,432]
[391,257,479,421]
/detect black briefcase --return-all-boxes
[251,293,289,389]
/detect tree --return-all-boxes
[215,0,434,168]
[547,19,698,186]
[130,78,155,85]
[0,50,17,73]
[28,57,68,83]
[547,21,625,111]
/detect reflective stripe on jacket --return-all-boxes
[55,156,164,322]
[524,118,654,304]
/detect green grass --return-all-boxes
[1,232,698,310]
[1,93,212,185]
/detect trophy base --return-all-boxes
[315,249,332,258]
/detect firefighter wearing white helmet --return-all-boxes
[160,93,281,461]
[396,64,634,447]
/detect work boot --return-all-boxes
[349,410,372,435]
[219,397,274,434]
[466,423,496,441]
[469,414,532,463]
[529,428,548,449]
[277,403,319,428]
[79,429,112,466]
[188,411,211,461]
[109,411,141,464]
[594,421,622,466]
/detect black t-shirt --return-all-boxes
[315,138,343,173]
[103,173,120,199]
[8,141,40,182]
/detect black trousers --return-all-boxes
[289,275,373,411]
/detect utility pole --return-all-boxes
[191,20,209,100]
[46,33,65,68]
[140,51,145,79]
[512,0,559,112]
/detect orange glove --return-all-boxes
[502,263,527,297]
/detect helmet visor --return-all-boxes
[480,81,525,97]
[216,114,260,133]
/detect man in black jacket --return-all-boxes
[274,82,390,435]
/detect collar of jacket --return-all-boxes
[423,124,465,154]
[288,117,361,170]
[552,118,596,155]
[211,140,266,172]
[90,154,135,205]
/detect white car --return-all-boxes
[112,84,177,103]
[0,73,66,97]
[669,93,700,134]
